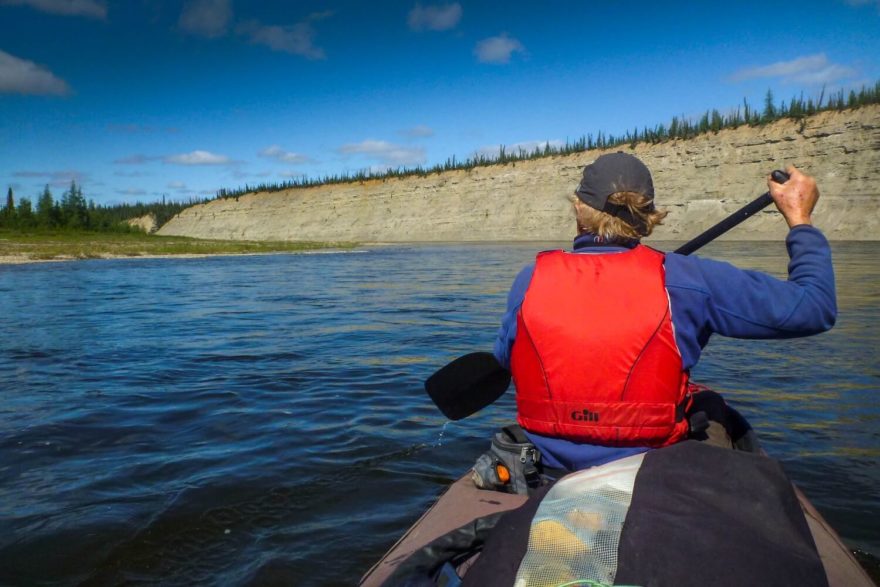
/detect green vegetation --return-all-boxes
[1,180,349,264]
[0,180,204,233]
[213,81,880,200]
[0,229,353,262]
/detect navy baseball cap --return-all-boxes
[575,152,655,216]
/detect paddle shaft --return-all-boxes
[673,170,789,256]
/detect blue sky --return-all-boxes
[1,0,878,206]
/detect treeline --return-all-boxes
[215,80,880,200]
[0,181,203,232]
[6,82,878,222]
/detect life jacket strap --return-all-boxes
[501,424,530,444]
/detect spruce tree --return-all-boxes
[73,181,88,228]
[61,180,89,229]
[1,187,14,228]
[763,89,777,122]
[17,197,34,229]
[37,185,55,229]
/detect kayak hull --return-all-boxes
[360,470,874,587]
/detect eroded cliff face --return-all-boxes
[124,213,158,234]
[159,105,880,242]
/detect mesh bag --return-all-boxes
[513,453,644,587]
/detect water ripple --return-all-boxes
[0,243,878,584]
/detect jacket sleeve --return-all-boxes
[665,225,837,345]
[493,263,534,370]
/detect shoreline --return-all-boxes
[3,238,874,266]
[0,231,360,266]
[0,248,366,266]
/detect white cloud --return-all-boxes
[338,140,426,166]
[13,169,87,187]
[258,145,311,164]
[237,20,325,59]
[164,150,232,165]
[730,53,858,85]
[475,139,564,159]
[52,171,88,186]
[0,50,70,95]
[400,125,434,138]
[474,34,525,64]
[165,181,197,195]
[117,188,148,196]
[407,3,462,31]
[0,0,106,19]
[178,0,232,38]
[280,171,307,178]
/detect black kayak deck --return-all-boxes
[360,470,875,587]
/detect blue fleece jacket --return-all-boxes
[493,225,837,470]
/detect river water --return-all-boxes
[0,242,878,585]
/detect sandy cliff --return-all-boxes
[124,213,158,234]
[159,105,880,242]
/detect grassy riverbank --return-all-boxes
[0,230,355,264]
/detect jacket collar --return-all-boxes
[573,232,640,251]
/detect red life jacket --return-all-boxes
[510,245,691,447]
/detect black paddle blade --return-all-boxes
[425,352,512,420]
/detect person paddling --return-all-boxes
[492,152,836,472]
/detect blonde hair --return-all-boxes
[573,191,668,240]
